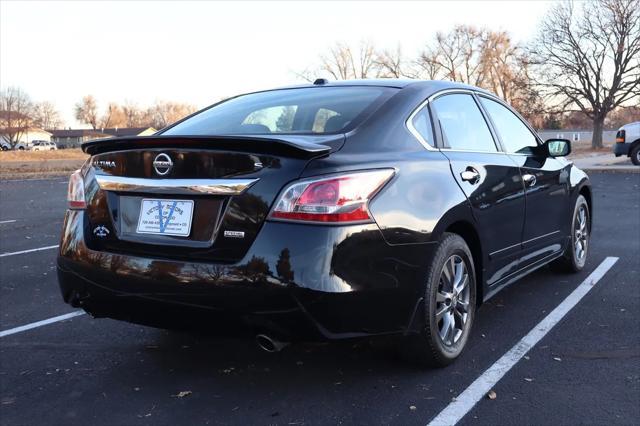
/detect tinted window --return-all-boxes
[411,107,434,147]
[479,97,538,154]
[432,94,497,152]
[163,87,395,135]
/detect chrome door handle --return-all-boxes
[523,173,536,187]
[460,168,481,184]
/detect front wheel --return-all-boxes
[402,233,476,367]
[631,145,640,166]
[551,194,590,273]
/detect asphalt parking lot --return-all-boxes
[0,172,639,426]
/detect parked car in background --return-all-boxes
[613,121,640,166]
[30,141,57,151]
[58,79,591,367]
[0,140,28,150]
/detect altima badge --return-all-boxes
[153,153,173,176]
[93,160,116,168]
[224,230,245,238]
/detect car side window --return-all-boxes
[411,107,435,147]
[431,94,497,152]
[479,97,539,155]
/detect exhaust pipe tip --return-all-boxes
[255,334,289,353]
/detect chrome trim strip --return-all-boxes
[406,87,541,156]
[95,175,259,195]
[489,230,562,257]
[489,242,521,257]
[405,98,437,151]
[522,230,561,245]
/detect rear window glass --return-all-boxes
[162,87,395,135]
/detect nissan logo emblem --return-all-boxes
[153,153,173,176]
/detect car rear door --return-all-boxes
[430,92,526,287]
[477,95,571,269]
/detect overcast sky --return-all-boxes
[1,0,554,126]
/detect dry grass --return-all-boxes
[0,148,88,162]
[0,149,88,179]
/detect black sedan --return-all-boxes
[58,79,591,366]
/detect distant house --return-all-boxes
[537,129,617,145]
[0,127,52,149]
[49,129,111,148]
[100,127,157,137]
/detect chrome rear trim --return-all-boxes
[95,175,259,195]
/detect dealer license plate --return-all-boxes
[136,199,194,237]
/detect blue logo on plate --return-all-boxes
[158,200,178,233]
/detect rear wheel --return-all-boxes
[631,144,640,166]
[402,233,476,367]
[551,195,590,273]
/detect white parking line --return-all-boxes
[0,220,17,224]
[0,311,86,338]
[427,256,619,426]
[0,244,59,258]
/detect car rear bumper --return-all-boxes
[57,210,436,340]
[613,143,630,157]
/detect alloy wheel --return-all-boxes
[435,255,470,346]
[574,205,589,262]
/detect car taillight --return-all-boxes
[269,169,395,224]
[67,169,86,209]
[616,130,626,143]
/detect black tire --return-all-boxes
[18,146,25,150]
[402,232,476,367]
[550,194,590,273]
[630,144,640,166]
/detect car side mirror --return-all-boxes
[544,138,571,158]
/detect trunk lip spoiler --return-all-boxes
[94,175,260,196]
[82,134,335,157]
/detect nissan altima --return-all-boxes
[58,79,591,366]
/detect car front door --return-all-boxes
[477,95,571,269]
[430,92,526,288]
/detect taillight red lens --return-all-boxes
[269,169,395,223]
[67,169,86,209]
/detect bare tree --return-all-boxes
[319,41,382,80]
[425,25,488,86]
[480,32,545,126]
[143,101,196,129]
[99,102,127,129]
[413,49,444,80]
[32,101,63,130]
[0,87,33,148]
[529,0,640,148]
[74,95,99,129]
[122,101,143,127]
[375,45,408,78]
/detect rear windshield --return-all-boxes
[162,86,395,135]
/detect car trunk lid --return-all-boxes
[82,135,340,263]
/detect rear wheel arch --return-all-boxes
[444,221,484,306]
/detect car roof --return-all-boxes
[274,78,493,96]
